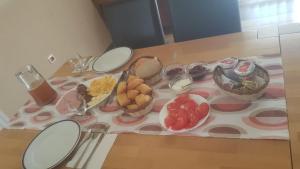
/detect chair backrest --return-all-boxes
[102,0,165,49]
[168,0,241,42]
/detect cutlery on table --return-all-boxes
[67,128,108,169]
[73,131,101,168]
[80,127,109,169]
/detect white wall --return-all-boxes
[0,0,112,117]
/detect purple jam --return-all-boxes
[189,65,207,80]
[166,68,184,79]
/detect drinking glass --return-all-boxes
[69,54,89,73]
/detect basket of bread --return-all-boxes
[117,74,154,117]
[128,56,163,85]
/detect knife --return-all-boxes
[104,71,128,105]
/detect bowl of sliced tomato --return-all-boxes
[159,94,210,133]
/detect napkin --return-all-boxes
[67,134,117,169]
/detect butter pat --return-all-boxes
[171,78,192,92]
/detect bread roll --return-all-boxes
[128,75,139,81]
[127,78,144,90]
[126,104,139,110]
[134,58,161,79]
[117,93,130,106]
[135,94,152,106]
[127,90,139,100]
[117,81,127,95]
[136,84,152,95]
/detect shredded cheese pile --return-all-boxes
[88,75,116,97]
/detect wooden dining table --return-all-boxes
[1,27,300,169]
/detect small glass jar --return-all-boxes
[163,64,186,80]
[187,63,208,81]
[169,73,193,94]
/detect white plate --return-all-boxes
[22,120,81,169]
[159,94,210,133]
[92,47,133,73]
[82,74,120,109]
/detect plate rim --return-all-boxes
[159,94,210,133]
[92,47,133,73]
[22,120,81,169]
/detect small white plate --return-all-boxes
[159,94,210,133]
[22,120,81,169]
[92,47,133,73]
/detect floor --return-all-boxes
[165,0,300,43]
[240,0,300,31]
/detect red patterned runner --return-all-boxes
[9,55,289,140]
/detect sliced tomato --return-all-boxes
[166,95,209,130]
[196,103,209,118]
[165,115,176,128]
[186,111,199,128]
[169,110,179,119]
[199,103,209,115]
[167,102,179,114]
[192,109,202,120]
[174,94,190,104]
[181,99,197,112]
[171,110,188,130]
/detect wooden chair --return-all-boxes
[168,0,241,42]
[101,0,165,49]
